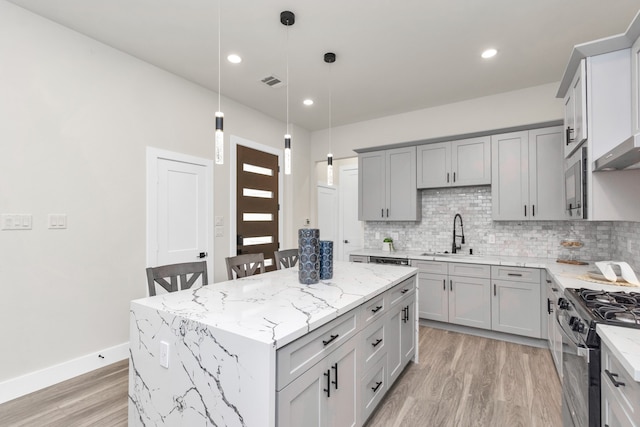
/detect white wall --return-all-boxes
[310,82,564,161]
[0,0,310,392]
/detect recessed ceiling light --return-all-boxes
[481,48,498,59]
[303,99,314,106]
[227,54,242,64]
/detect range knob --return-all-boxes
[570,317,585,333]
[558,298,570,310]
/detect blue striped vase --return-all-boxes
[298,229,320,284]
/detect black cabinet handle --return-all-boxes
[494,284,497,296]
[386,208,389,217]
[532,205,535,217]
[371,381,383,393]
[547,298,553,314]
[324,370,331,397]
[508,273,523,277]
[371,305,383,313]
[381,209,384,218]
[372,338,383,347]
[322,334,339,346]
[605,369,626,387]
[447,172,450,183]
[443,279,446,290]
[401,288,409,294]
[453,172,456,183]
[331,363,338,390]
[450,279,453,291]
[524,205,527,217]
[566,126,574,145]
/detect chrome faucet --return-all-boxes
[452,213,465,254]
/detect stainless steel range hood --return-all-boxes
[593,133,640,171]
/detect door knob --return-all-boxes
[197,252,208,259]
[344,240,349,243]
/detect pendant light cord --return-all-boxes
[217,0,221,112]
[286,22,290,136]
[329,64,332,154]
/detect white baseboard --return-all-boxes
[0,342,129,404]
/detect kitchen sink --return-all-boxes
[420,252,453,256]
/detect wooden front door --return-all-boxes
[236,145,279,272]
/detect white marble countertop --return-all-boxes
[132,261,417,349]
[598,324,640,381]
[352,249,640,382]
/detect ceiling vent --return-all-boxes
[260,75,285,88]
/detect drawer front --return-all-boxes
[360,355,387,424]
[360,315,387,372]
[491,266,541,283]
[350,255,369,263]
[449,262,491,279]
[388,276,416,307]
[277,309,358,390]
[602,342,640,421]
[361,293,386,326]
[412,260,448,274]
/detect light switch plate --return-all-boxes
[215,226,224,237]
[488,234,496,244]
[48,214,68,229]
[215,216,224,226]
[1,214,32,230]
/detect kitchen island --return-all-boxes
[128,261,418,426]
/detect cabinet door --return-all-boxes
[528,126,564,220]
[277,359,327,427]
[491,279,541,338]
[448,276,491,330]
[451,137,491,186]
[417,272,448,322]
[400,297,416,366]
[386,147,418,221]
[327,340,358,427]
[417,142,450,188]
[491,131,529,220]
[386,301,403,385]
[358,151,386,221]
[601,372,637,427]
[565,59,587,157]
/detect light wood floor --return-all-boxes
[0,326,560,427]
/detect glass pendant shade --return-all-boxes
[327,153,333,186]
[284,134,292,175]
[215,111,224,165]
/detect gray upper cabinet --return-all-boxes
[563,59,588,158]
[358,147,419,221]
[633,36,640,135]
[417,137,491,188]
[491,126,564,221]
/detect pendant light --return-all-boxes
[325,52,336,186]
[281,11,295,175]
[214,0,224,165]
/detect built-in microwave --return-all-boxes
[565,145,587,219]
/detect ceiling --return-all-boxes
[7,0,640,131]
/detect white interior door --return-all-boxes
[317,184,338,243]
[147,148,213,280]
[339,167,363,261]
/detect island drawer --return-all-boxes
[601,341,640,420]
[448,262,491,278]
[359,314,387,373]
[360,355,387,423]
[388,276,416,307]
[360,293,386,327]
[491,266,541,283]
[412,260,448,274]
[276,308,359,390]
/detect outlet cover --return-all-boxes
[160,341,169,368]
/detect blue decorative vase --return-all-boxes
[319,240,333,280]
[298,229,320,284]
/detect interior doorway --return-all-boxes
[146,147,214,284]
[338,165,363,261]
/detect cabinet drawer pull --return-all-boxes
[401,288,409,294]
[605,369,626,387]
[494,284,497,296]
[371,305,383,313]
[453,172,456,183]
[324,370,331,397]
[322,334,339,346]
[372,338,383,347]
[443,279,446,291]
[566,126,574,144]
[381,209,384,218]
[371,381,383,393]
[386,208,389,217]
[446,172,450,183]
[524,205,527,217]
[532,205,535,217]
[450,280,453,291]
[331,363,338,390]
[547,298,553,314]
[507,273,523,277]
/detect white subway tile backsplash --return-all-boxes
[363,185,640,268]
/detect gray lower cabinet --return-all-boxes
[449,275,492,329]
[601,341,640,426]
[417,271,448,322]
[277,277,417,427]
[491,266,542,338]
[277,335,358,427]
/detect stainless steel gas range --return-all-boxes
[557,287,640,427]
